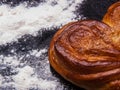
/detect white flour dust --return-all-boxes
[0,49,61,90]
[12,66,57,90]
[0,0,84,90]
[0,0,83,45]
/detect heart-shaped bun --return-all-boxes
[49,1,120,90]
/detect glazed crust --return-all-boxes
[49,1,120,90]
[103,1,120,27]
[103,1,120,51]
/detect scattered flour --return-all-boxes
[0,49,60,90]
[0,0,83,44]
[0,75,3,86]
[12,66,57,90]
[0,0,84,89]
[30,49,47,57]
[0,56,20,67]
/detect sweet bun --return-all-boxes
[103,1,120,51]
[103,1,120,27]
[49,1,120,90]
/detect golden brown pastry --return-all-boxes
[103,1,120,51]
[49,1,120,90]
[103,1,120,27]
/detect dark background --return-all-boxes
[0,0,119,90]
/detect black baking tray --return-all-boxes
[0,0,119,90]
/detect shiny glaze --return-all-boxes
[49,1,120,90]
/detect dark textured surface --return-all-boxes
[0,0,46,7]
[0,28,56,56]
[76,0,119,20]
[0,0,119,90]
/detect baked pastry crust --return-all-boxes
[49,1,120,90]
[103,1,120,51]
[103,1,120,27]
